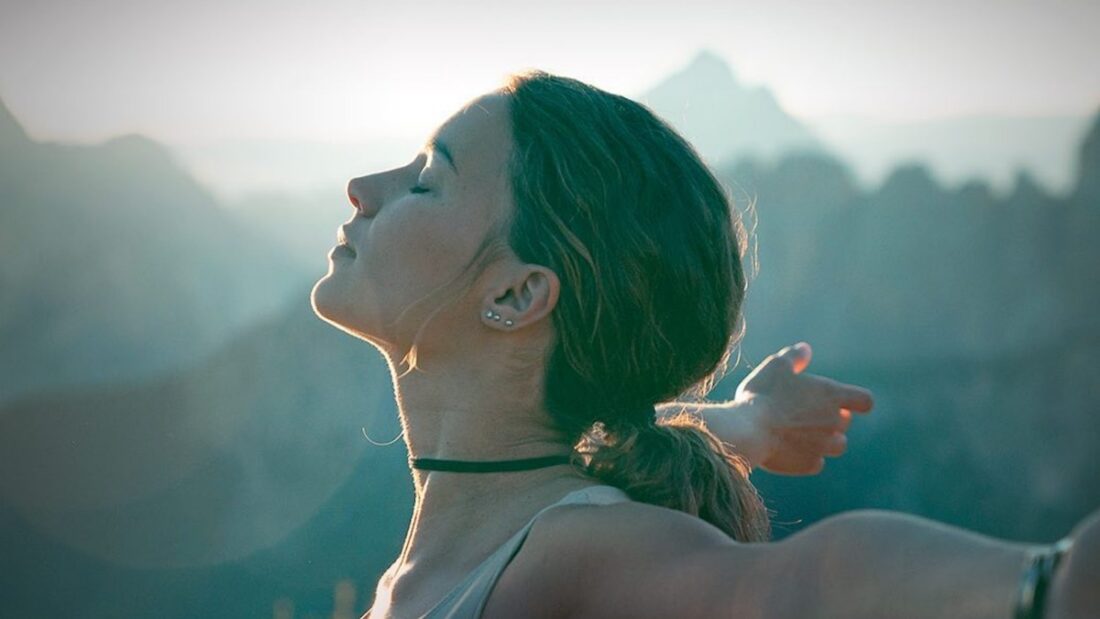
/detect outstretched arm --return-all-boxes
[658,342,874,474]
[546,503,1099,619]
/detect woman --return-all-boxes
[311,71,1099,618]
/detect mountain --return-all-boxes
[1065,108,1100,335]
[638,49,1089,198]
[1072,107,1100,203]
[0,293,410,617]
[717,107,1100,368]
[0,98,29,150]
[638,49,825,167]
[808,112,1093,196]
[0,99,313,403]
[719,110,1100,539]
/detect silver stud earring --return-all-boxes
[485,310,494,318]
[504,319,514,327]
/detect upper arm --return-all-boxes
[490,502,802,619]
[491,504,1033,619]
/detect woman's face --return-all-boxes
[311,92,514,350]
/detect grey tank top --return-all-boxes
[419,484,632,619]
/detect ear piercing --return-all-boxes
[484,310,514,327]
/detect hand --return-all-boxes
[705,342,874,475]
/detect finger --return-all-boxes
[836,408,852,432]
[811,375,874,413]
[823,431,848,457]
[775,341,813,374]
[797,429,848,457]
[840,386,874,413]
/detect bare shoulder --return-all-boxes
[484,499,771,618]
[540,499,737,551]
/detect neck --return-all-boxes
[394,367,574,490]
[383,347,592,570]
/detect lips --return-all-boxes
[336,227,358,257]
[330,243,356,260]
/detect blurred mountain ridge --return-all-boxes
[808,111,1091,196]
[707,100,1099,366]
[638,48,826,166]
[0,98,29,147]
[0,100,312,403]
[1074,107,1100,201]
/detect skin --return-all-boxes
[313,90,1096,618]
[665,341,874,475]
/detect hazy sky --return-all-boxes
[1,0,1097,144]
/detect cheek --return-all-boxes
[363,210,475,306]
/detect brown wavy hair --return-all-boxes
[498,70,770,542]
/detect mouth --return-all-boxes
[336,228,358,257]
[330,243,356,260]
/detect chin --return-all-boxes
[310,275,344,325]
[309,277,385,345]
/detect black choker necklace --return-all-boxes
[410,454,572,473]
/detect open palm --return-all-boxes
[723,342,874,475]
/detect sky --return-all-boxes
[1,0,1098,146]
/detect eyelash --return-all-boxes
[409,184,430,194]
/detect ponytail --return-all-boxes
[501,71,769,543]
[579,410,771,542]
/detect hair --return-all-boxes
[496,70,770,542]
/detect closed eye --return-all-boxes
[409,184,430,194]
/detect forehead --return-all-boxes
[428,92,512,180]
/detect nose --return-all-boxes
[347,180,361,210]
[347,176,378,217]
[347,177,365,214]
[347,157,421,217]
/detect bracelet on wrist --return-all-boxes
[1014,537,1073,619]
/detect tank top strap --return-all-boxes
[422,484,631,618]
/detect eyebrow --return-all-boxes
[427,137,458,175]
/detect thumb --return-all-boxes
[776,342,813,374]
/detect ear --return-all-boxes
[481,265,560,331]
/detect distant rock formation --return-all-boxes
[721,106,1100,367]
[1073,107,1100,203]
[0,100,312,403]
[0,293,403,570]
[639,50,825,166]
[0,98,29,150]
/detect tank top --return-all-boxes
[374,484,632,619]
